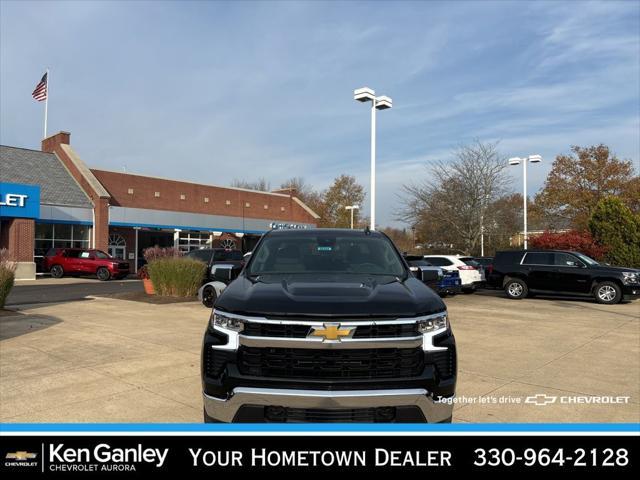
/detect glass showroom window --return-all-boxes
[35,223,92,257]
[178,231,212,252]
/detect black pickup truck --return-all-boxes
[201,229,457,423]
[488,249,640,304]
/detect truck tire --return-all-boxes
[594,281,622,305]
[96,267,111,281]
[50,265,64,278]
[504,278,528,299]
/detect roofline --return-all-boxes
[0,145,55,155]
[90,168,294,198]
[292,196,321,219]
[58,145,111,199]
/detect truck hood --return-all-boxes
[591,264,640,274]
[215,273,445,318]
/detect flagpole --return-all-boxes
[43,68,49,139]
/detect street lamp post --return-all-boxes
[480,193,489,257]
[354,87,392,231]
[344,205,360,229]
[508,154,542,250]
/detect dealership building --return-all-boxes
[0,131,319,280]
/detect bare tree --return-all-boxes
[398,140,512,255]
[231,178,271,191]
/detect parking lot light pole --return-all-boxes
[354,87,392,231]
[344,205,360,229]
[480,193,489,257]
[508,154,542,249]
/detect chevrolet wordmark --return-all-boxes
[201,228,456,423]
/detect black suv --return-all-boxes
[488,250,640,304]
[201,229,456,423]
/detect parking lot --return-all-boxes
[0,288,638,423]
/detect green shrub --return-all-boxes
[147,257,206,297]
[0,249,16,309]
[589,197,640,268]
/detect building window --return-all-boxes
[155,191,161,197]
[180,194,186,200]
[225,200,231,205]
[245,202,250,208]
[281,206,285,212]
[204,197,209,203]
[108,233,127,259]
[34,223,92,258]
[264,204,269,209]
[128,188,134,195]
[178,231,211,253]
[219,238,236,249]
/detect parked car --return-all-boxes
[472,256,494,275]
[423,255,483,293]
[404,255,442,289]
[488,250,640,305]
[43,248,130,281]
[404,255,461,297]
[187,248,244,282]
[202,228,456,423]
[457,256,486,284]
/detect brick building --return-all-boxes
[1,131,319,279]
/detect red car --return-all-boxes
[44,248,130,281]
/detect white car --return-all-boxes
[423,255,483,293]
[197,280,227,308]
[197,264,239,308]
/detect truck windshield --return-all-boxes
[247,234,406,277]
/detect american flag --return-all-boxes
[32,72,48,101]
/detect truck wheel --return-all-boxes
[202,285,217,308]
[50,265,64,278]
[461,287,475,294]
[96,267,111,281]
[505,279,528,299]
[204,408,223,423]
[594,281,622,305]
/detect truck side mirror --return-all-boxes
[211,264,242,283]
[418,266,442,283]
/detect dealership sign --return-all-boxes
[0,182,40,219]
[269,222,309,230]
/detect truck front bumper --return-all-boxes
[203,387,453,423]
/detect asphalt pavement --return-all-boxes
[6,277,143,306]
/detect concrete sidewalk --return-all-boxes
[0,293,638,423]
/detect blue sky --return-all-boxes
[1,0,638,227]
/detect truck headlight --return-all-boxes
[622,272,639,285]
[417,313,448,333]
[211,310,244,332]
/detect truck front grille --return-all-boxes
[265,406,395,423]
[238,347,424,380]
[427,348,456,379]
[204,347,232,378]
[241,322,419,338]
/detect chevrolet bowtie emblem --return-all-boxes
[6,451,37,460]
[309,323,356,341]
